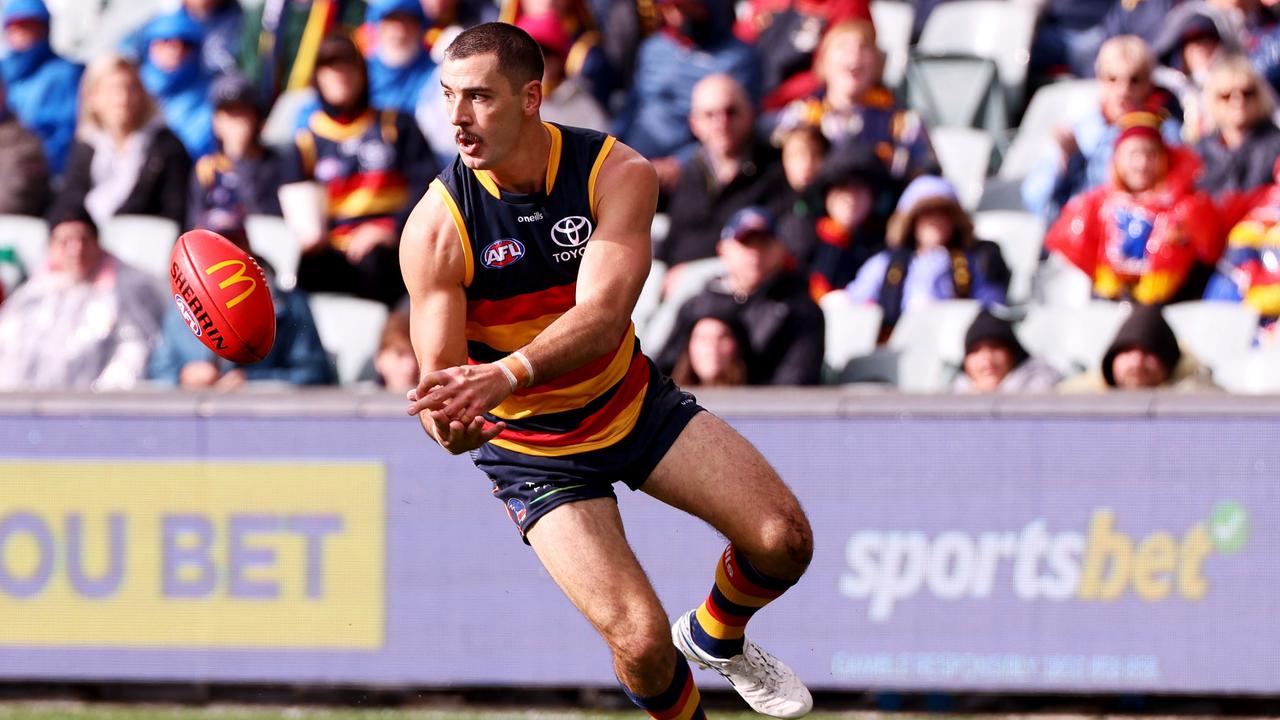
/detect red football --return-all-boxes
[168,229,276,364]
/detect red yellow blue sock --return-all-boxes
[689,543,796,658]
[622,650,706,720]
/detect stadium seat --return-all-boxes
[1163,301,1261,377]
[1018,300,1131,375]
[1032,253,1094,307]
[262,87,318,149]
[246,214,302,291]
[886,298,982,391]
[819,292,884,380]
[100,214,180,282]
[973,209,1045,305]
[308,293,390,385]
[916,0,1038,122]
[638,257,726,357]
[903,53,1006,133]
[0,214,50,281]
[1211,347,1280,394]
[51,0,164,64]
[870,0,915,90]
[633,259,667,338]
[995,79,1099,182]
[930,126,993,210]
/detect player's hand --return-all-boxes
[425,414,506,455]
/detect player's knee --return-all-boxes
[604,613,672,672]
[757,507,814,576]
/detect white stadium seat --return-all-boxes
[638,257,726,357]
[931,126,994,210]
[308,293,389,386]
[0,214,50,279]
[870,0,915,90]
[1163,301,1261,378]
[886,298,982,391]
[973,209,1045,305]
[262,87,318,149]
[917,0,1038,119]
[1018,300,1131,375]
[819,292,884,379]
[997,79,1099,182]
[1212,347,1280,394]
[246,214,302,291]
[100,214,180,282]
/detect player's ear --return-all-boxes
[522,79,542,116]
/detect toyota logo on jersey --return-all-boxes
[481,238,526,268]
[551,216,593,247]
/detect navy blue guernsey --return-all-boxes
[431,122,649,457]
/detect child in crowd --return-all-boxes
[372,309,420,392]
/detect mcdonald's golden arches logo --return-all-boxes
[204,259,258,309]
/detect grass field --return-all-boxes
[3,705,1276,720]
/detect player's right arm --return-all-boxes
[399,185,506,454]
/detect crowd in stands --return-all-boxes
[1,0,1280,395]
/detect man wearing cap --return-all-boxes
[953,310,1061,394]
[140,10,215,158]
[0,0,82,174]
[1046,110,1224,304]
[189,73,284,230]
[660,206,825,385]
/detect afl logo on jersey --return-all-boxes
[551,216,593,247]
[481,238,526,269]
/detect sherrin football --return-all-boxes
[169,229,276,364]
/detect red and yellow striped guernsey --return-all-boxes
[433,122,646,457]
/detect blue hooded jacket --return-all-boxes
[367,51,434,116]
[139,11,215,158]
[1,0,82,173]
[614,0,761,160]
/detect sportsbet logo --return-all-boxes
[840,502,1248,622]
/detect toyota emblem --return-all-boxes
[550,215,593,248]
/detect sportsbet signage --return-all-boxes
[0,407,1275,693]
[840,503,1244,622]
[0,461,384,648]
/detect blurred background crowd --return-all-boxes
[1,0,1279,396]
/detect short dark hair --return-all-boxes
[47,204,99,240]
[444,22,544,93]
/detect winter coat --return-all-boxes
[1195,122,1280,197]
[1204,183,1280,319]
[58,127,193,226]
[0,115,50,216]
[1045,146,1224,305]
[0,38,82,173]
[141,54,215,159]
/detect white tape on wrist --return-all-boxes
[494,361,518,391]
[511,350,535,386]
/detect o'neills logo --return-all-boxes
[170,262,227,351]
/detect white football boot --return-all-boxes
[671,610,813,718]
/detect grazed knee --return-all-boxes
[754,507,814,580]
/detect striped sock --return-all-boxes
[690,543,796,659]
[622,650,706,720]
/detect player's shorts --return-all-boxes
[472,358,704,542]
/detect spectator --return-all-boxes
[365,0,436,115]
[372,308,419,392]
[1103,0,1182,48]
[1206,0,1280,93]
[0,205,163,391]
[732,0,871,110]
[139,10,215,159]
[58,54,192,229]
[147,221,334,389]
[846,175,1010,338]
[615,0,761,169]
[1,0,83,174]
[1022,35,1183,223]
[1059,304,1220,391]
[1046,111,1224,304]
[771,20,938,185]
[659,74,789,275]
[239,0,367,109]
[0,75,50,217]
[780,139,890,299]
[1152,3,1241,143]
[1203,156,1280,344]
[499,0,614,106]
[184,0,244,78]
[658,206,825,385]
[189,73,284,231]
[1030,0,1112,80]
[283,34,436,307]
[1194,53,1280,198]
[669,307,752,387]
[517,12,609,132]
[952,309,1062,393]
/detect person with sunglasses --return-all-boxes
[1195,53,1280,200]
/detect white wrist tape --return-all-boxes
[494,361,518,391]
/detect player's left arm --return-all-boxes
[514,142,656,383]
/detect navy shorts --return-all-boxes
[472,359,703,541]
